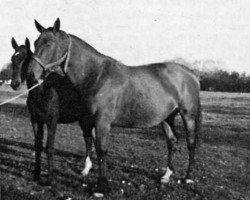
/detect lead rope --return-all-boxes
[0,83,41,106]
[0,35,72,107]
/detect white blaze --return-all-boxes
[161,167,173,183]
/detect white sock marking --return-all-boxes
[81,156,92,176]
[161,167,173,183]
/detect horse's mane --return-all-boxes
[69,34,122,64]
[69,34,106,56]
[68,33,198,77]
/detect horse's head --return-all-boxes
[28,18,69,83]
[10,37,32,90]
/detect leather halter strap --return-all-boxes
[31,35,72,72]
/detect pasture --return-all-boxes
[0,86,249,200]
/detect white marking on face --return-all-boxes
[15,52,20,56]
[81,156,92,176]
[161,167,173,183]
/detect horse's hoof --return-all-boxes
[91,178,111,195]
[159,182,167,190]
[38,178,54,186]
[33,174,40,182]
[93,193,104,198]
[160,167,173,184]
[160,177,171,184]
[185,179,195,184]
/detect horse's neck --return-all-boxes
[66,36,105,88]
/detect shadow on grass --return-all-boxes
[0,137,161,189]
[201,126,250,149]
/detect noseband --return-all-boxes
[31,35,72,76]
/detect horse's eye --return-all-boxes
[34,40,38,47]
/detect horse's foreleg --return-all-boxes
[80,122,94,176]
[94,118,111,193]
[31,120,38,138]
[33,121,44,182]
[46,119,57,185]
[161,121,177,184]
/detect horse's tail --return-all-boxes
[195,98,202,148]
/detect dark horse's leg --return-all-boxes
[46,118,57,185]
[94,117,111,194]
[33,121,44,181]
[79,121,94,176]
[180,103,201,182]
[165,108,179,143]
[161,120,177,183]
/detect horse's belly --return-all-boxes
[114,96,176,128]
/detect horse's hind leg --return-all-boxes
[79,121,94,177]
[180,108,201,183]
[166,108,179,143]
[161,121,177,184]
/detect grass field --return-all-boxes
[0,85,249,200]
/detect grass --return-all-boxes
[0,86,249,200]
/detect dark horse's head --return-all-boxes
[10,37,32,90]
[29,18,69,83]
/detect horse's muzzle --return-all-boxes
[11,81,21,91]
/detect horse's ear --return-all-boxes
[34,19,45,33]
[53,18,60,33]
[11,37,18,50]
[25,38,30,51]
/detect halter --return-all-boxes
[31,35,72,76]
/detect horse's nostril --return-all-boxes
[11,81,20,90]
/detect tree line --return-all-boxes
[0,63,12,84]
[1,62,250,92]
[198,69,250,93]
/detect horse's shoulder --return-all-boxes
[99,59,126,84]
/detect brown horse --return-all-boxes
[29,18,202,193]
[10,37,95,185]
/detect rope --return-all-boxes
[63,36,72,73]
[0,83,41,106]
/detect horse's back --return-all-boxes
[109,61,199,127]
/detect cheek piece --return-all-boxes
[31,36,72,79]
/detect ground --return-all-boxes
[0,85,249,200]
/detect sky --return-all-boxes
[1,0,250,74]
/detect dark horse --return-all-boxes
[10,37,95,185]
[29,18,201,193]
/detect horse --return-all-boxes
[10,37,96,185]
[29,18,202,194]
